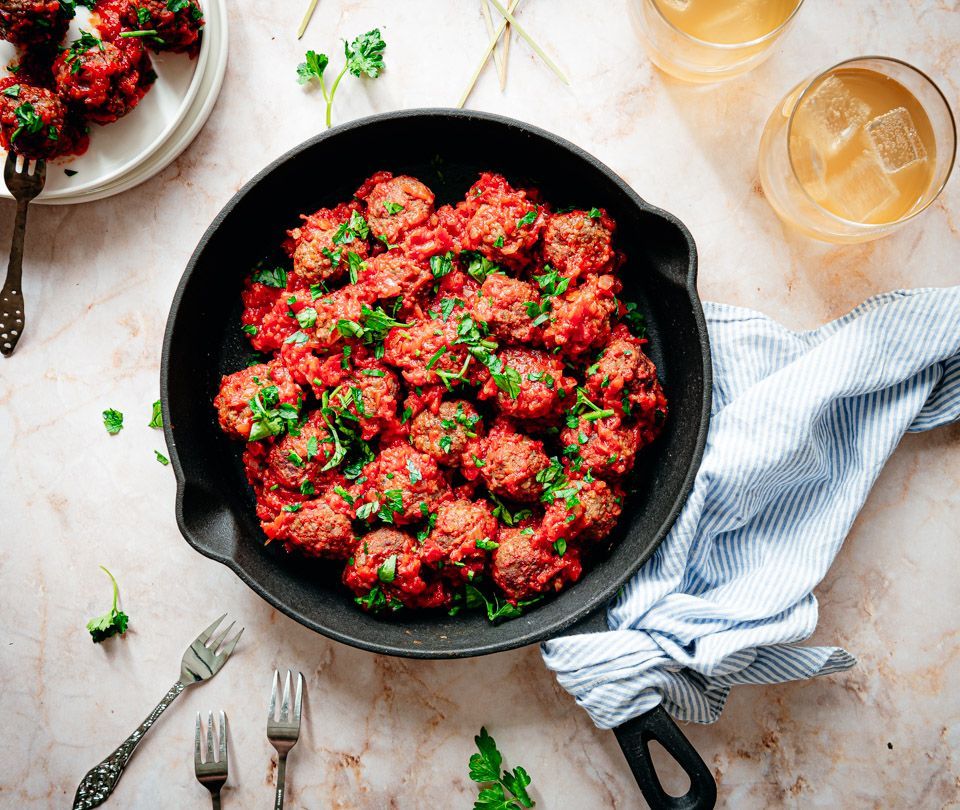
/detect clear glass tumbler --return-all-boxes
[758,57,956,243]
[629,0,804,83]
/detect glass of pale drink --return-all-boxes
[758,57,956,243]
[630,0,804,83]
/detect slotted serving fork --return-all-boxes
[73,614,244,810]
[267,670,305,810]
[1,151,45,357]
[195,711,229,809]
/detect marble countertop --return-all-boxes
[1,1,958,807]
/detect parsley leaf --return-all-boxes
[469,728,536,810]
[154,450,170,465]
[296,49,328,85]
[102,408,124,435]
[516,208,538,229]
[148,400,163,429]
[587,207,602,219]
[86,566,130,643]
[377,553,397,583]
[622,300,648,338]
[383,201,404,215]
[251,265,288,288]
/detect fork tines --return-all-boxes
[181,615,244,685]
[194,711,228,798]
[268,670,304,746]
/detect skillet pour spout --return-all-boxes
[161,109,713,809]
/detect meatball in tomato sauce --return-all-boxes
[0,0,71,47]
[120,0,205,56]
[361,173,435,247]
[465,418,550,503]
[420,497,498,583]
[0,80,72,159]
[409,399,482,466]
[541,208,617,281]
[213,362,301,442]
[492,525,582,602]
[478,348,575,422]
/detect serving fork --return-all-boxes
[195,711,229,809]
[267,670,305,810]
[72,614,243,810]
[1,152,45,357]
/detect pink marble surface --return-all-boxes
[1,1,958,808]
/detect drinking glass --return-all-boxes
[758,57,956,243]
[629,0,804,83]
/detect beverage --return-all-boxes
[654,0,799,45]
[758,58,955,243]
[630,0,803,83]
[790,68,936,225]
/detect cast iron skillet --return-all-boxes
[161,109,715,809]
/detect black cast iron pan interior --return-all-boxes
[161,109,711,659]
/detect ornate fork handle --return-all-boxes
[73,681,186,810]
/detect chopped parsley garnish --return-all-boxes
[154,450,170,466]
[241,324,258,335]
[282,503,302,513]
[377,554,397,583]
[333,484,354,504]
[383,201,404,215]
[346,250,366,283]
[465,584,543,624]
[11,103,44,143]
[515,208,538,229]
[429,251,454,280]
[86,566,130,644]
[295,307,318,329]
[354,585,402,613]
[336,304,408,352]
[333,210,370,245]
[297,29,386,128]
[406,458,422,484]
[65,31,104,74]
[475,537,499,551]
[251,265,288,288]
[533,266,570,298]
[553,538,567,556]
[102,408,124,435]
[489,496,532,527]
[461,251,501,284]
[148,399,163,429]
[587,207,602,219]
[622,300,648,338]
[570,387,615,422]
[469,727,535,809]
[493,235,505,248]
[1,84,20,98]
[248,384,301,442]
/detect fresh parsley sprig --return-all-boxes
[469,727,536,809]
[86,566,130,644]
[297,29,386,128]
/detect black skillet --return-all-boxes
[161,109,715,809]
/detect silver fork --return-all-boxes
[267,670,305,810]
[1,152,45,357]
[73,614,244,810]
[195,711,229,809]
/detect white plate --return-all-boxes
[0,3,212,200]
[50,0,227,205]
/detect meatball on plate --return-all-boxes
[209,166,675,618]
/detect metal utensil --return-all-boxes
[1,152,45,357]
[73,614,244,810]
[195,711,229,809]
[267,670,304,810]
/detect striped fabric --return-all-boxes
[541,288,960,729]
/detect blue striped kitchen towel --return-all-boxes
[541,287,960,729]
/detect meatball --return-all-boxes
[53,35,154,125]
[458,172,546,270]
[561,414,642,480]
[543,273,620,357]
[465,418,550,503]
[343,527,449,610]
[356,443,450,525]
[213,362,301,441]
[400,203,463,261]
[362,173,435,246]
[471,273,543,346]
[120,0,205,56]
[543,475,624,544]
[382,313,469,389]
[330,364,402,441]
[358,251,433,304]
[420,497,498,582]
[491,524,582,602]
[585,325,668,436]
[541,209,616,281]
[479,348,575,422]
[265,493,356,559]
[0,0,71,47]
[0,81,68,159]
[288,203,370,285]
[263,411,338,491]
[409,399,482,465]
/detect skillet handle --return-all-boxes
[613,705,716,810]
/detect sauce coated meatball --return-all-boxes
[541,209,616,281]
[465,418,550,503]
[543,273,620,357]
[420,497,498,582]
[120,0,205,56]
[0,80,69,159]
[358,251,433,304]
[362,173,435,246]
[355,443,450,525]
[330,364,402,441]
[479,348,575,422]
[471,273,543,346]
[382,311,469,388]
[265,493,356,559]
[343,527,449,610]
[544,475,624,544]
[213,362,301,441]
[491,524,582,602]
[409,399,482,465]
[585,325,668,435]
[458,172,546,269]
[0,0,71,47]
[561,414,642,480]
[53,35,154,125]
[287,203,370,285]
[263,411,338,491]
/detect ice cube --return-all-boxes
[866,106,927,173]
[790,133,828,201]
[825,150,898,222]
[800,75,871,156]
